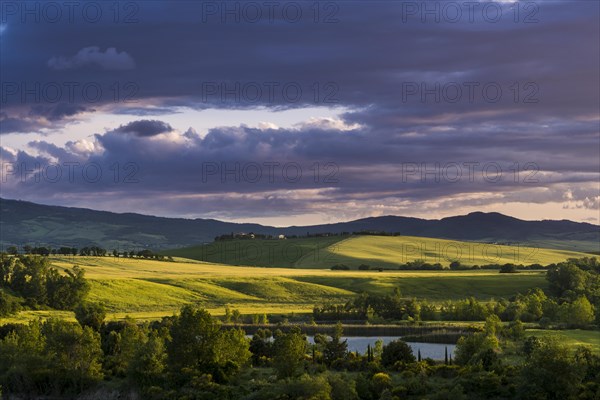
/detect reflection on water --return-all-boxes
[247,334,456,360]
[307,336,456,360]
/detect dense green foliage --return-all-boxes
[314,258,599,328]
[0,256,598,398]
[0,303,599,399]
[0,255,89,310]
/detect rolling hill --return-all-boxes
[163,235,593,269]
[34,255,549,319]
[1,198,598,252]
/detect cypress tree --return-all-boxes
[445,346,448,365]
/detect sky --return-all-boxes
[0,0,599,226]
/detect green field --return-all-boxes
[2,254,540,322]
[161,236,344,268]
[164,235,590,269]
[525,329,600,353]
[1,234,587,323]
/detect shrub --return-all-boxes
[381,339,415,367]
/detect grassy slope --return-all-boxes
[165,235,591,269]
[525,329,600,353]
[301,235,590,268]
[26,255,547,322]
[161,236,345,268]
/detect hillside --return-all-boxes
[36,255,548,320]
[1,198,598,252]
[163,235,592,269]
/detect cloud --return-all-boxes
[0,1,597,222]
[113,120,174,137]
[0,116,43,134]
[48,47,135,70]
[29,104,90,121]
[0,104,91,134]
[294,117,362,131]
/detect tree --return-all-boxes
[0,254,17,285]
[371,372,392,397]
[547,263,587,297]
[560,296,595,326]
[75,302,106,331]
[499,263,518,273]
[46,266,90,310]
[273,327,307,378]
[10,256,49,306]
[43,319,103,393]
[249,329,273,365]
[327,373,359,400]
[505,320,525,340]
[483,314,502,337]
[224,305,232,323]
[381,339,415,367]
[522,336,542,357]
[449,261,462,270]
[519,336,584,400]
[454,333,499,366]
[323,322,348,366]
[105,319,148,377]
[128,331,167,388]
[232,309,242,323]
[214,328,251,367]
[166,305,221,374]
[0,320,49,394]
[0,291,20,317]
[259,313,269,324]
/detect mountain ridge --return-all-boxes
[1,198,598,252]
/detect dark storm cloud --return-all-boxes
[114,120,173,137]
[29,103,90,121]
[0,115,41,134]
[47,47,135,71]
[0,104,90,134]
[0,0,598,219]
[2,119,597,218]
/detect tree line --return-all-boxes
[4,246,174,261]
[316,257,599,328]
[1,303,598,399]
[0,255,89,314]
[331,258,587,271]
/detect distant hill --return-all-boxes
[162,235,593,269]
[1,198,598,252]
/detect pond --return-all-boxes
[248,335,456,360]
[307,336,456,360]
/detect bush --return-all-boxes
[0,291,20,317]
[499,264,519,273]
[75,302,106,331]
[331,264,350,271]
[381,339,415,368]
